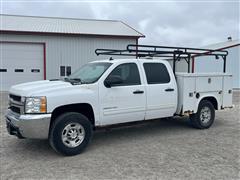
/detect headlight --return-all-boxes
[25,96,47,114]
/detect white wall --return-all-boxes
[167,59,193,73]
[195,46,240,89]
[0,34,136,79]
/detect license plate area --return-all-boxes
[6,119,24,139]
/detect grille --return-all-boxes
[10,106,21,114]
[9,94,21,102]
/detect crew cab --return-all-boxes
[5,45,233,156]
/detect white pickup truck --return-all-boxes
[6,45,233,156]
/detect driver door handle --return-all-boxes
[165,88,174,92]
[133,90,144,94]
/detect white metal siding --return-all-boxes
[0,42,44,91]
[167,59,193,73]
[195,46,240,88]
[0,34,136,83]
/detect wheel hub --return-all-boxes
[68,129,78,140]
[62,123,85,148]
[200,106,211,124]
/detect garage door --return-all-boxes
[0,42,44,91]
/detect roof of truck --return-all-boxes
[92,58,168,64]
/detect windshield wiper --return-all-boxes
[64,77,82,85]
[49,79,61,81]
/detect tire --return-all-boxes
[190,100,215,129]
[49,112,93,156]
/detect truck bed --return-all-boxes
[175,73,233,115]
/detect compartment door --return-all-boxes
[222,76,233,108]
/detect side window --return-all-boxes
[143,63,170,84]
[107,63,141,86]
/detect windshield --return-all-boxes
[68,62,112,84]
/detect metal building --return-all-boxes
[0,14,144,91]
[194,38,240,89]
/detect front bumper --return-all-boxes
[5,109,51,139]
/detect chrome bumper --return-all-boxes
[5,109,51,139]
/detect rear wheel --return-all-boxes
[49,112,93,156]
[190,100,215,129]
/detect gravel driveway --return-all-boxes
[0,91,239,180]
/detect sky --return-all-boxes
[1,0,239,47]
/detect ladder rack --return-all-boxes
[95,44,228,74]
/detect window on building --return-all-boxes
[143,63,170,84]
[31,69,40,73]
[60,66,66,76]
[66,66,71,76]
[15,69,24,72]
[60,66,71,77]
[0,69,7,72]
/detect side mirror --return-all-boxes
[104,75,123,88]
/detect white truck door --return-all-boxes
[99,62,146,125]
[141,62,177,120]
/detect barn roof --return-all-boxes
[0,14,145,38]
[202,39,240,50]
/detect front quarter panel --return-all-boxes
[45,84,99,124]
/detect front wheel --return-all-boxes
[190,100,215,129]
[49,112,93,156]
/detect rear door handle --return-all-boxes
[133,90,144,94]
[165,88,174,92]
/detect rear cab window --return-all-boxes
[143,63,170,84]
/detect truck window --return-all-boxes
[143,63,170,84]
[107,63,141,86]
[69,62,112,83]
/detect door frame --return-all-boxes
[98,60,146,125]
